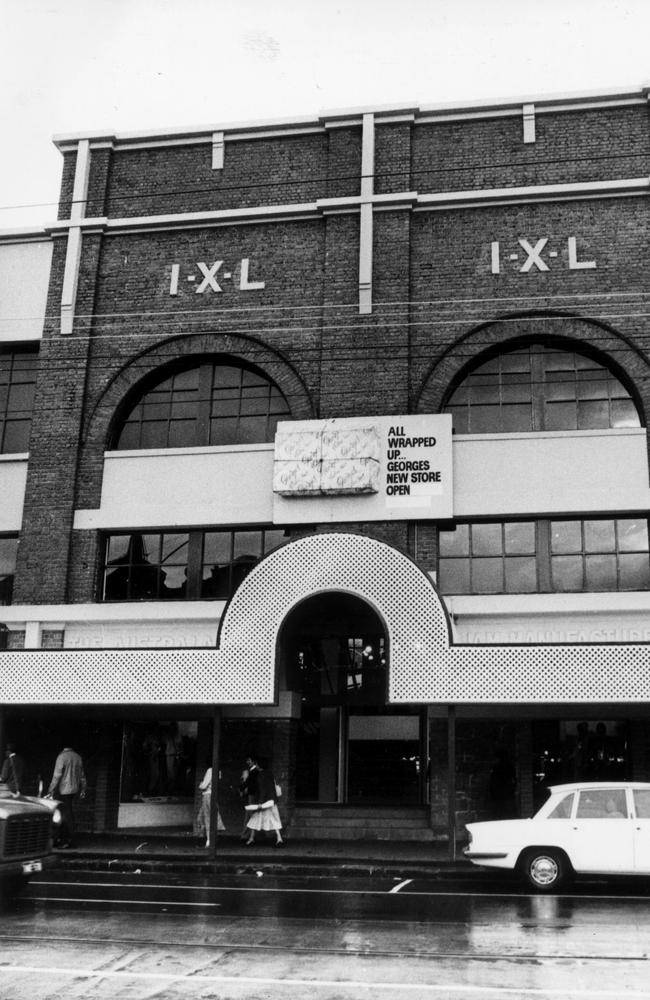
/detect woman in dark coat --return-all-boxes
[242,753,283,847]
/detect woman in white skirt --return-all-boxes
[242,753,284,847]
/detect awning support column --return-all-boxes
[447,704,456,862]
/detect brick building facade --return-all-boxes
[2,87,650,849]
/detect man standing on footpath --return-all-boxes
[46,745,87,848]
[0,743,25,795]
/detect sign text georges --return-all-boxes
[386,425,441,497]
[383,415,452,516]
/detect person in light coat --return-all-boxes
[198,765,225,846]
[46,746,87,848]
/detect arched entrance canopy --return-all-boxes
[218,532,452,704]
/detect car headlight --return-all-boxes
[52,808,62,825]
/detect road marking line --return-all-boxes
[28,897,220,908]
[37,881,221,892]
[1,965,650,996]
[34,881,650,902]
[34,881,407,897]
[389,879,412,893]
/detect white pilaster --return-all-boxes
[359,113,375,314]
[523,103,536,144]
[60,139,90,335]
[212,131,225,170]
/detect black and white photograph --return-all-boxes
[1,1,650,996]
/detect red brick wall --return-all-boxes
[105,133,331,216]
[14,102,650,610]
[412,105,650,192]
[375,123,411,195]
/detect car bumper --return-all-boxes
[0,854,55,879]
[463,850,509,860]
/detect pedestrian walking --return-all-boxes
[241,752,284,847]
[46,745,87,848]
[198,764,225,846]
[238,764,253,839]
[0,743,25,795]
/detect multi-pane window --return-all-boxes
[0,348,38,453]
[101,528,286,601]
[115,362,291,450]
[438,522,538,594]
[444,342,640,434]
[438,518,650,594]
[550,518,650,592]
[0,536,18,605]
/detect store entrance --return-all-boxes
[281,592,423,804]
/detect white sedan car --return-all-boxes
[464,782,650,891]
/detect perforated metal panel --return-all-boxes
[0,648,268,705]
[220,531,450,652]
[438,643,650,704]
[219,531,451,703]
[221,532,650,705]
[3,531,650,705]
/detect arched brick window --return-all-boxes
[443,340,640,434]
[114,360,291,449]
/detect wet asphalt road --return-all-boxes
[0,868,649,998]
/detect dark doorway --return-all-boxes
[281,592,423,804]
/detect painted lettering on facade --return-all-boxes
[168,258,265,295]
[490,237,596,274]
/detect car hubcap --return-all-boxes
[530,855,558,886]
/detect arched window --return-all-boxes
[443,341,640,434]
[114,360,291,450]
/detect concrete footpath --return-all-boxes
[52,832,474,878]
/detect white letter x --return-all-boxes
[518,238,549,272]
[195,261,223,293]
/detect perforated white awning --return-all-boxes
[3,532,650,705]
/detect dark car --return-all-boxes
[0,781,57,897]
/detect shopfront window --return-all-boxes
[439,517,650,594]
[0,347,38,453]
[101,527,286,601]
[443,340,640,434]
[119,721,198,829]
[532,719,629,809]
[0,536,18,605]
[114,360,291,449]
